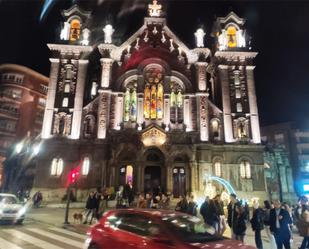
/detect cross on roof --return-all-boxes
[148,0,162,17]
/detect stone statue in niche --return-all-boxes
[83,115,96,138]
[53,113,71,136]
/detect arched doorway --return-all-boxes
[144,148,165,195]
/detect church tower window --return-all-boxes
[124,81,137,122]
[236,102,242,112]
[143,67,164,120]
[64,83,70,93]
[227,26,237,48]
[82,157,90,176]
[62,97,69,107]
[240,160,251,179]
[170,81,183,124]
[69,19,81,41]
[214,161,222,177]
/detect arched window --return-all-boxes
[210,119,220,140]
[124,81,137,122]
[240,160,251,179]
[82,157,90,176]
[170,80,183,124]
[143,67,164,120]
[69,19,81,41]
[227,26,237,48]
[214,161,222,177]
[51,158,63,176]
[236,103,243,112]
[64,83,70,93]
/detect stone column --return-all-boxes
[100,58,113,88]
[70,59,89,139]
[219,65,234,143]
[197,93,209,141]
[97,90,111,139]
[137,93,144,130]
[42,58,59,139]
[195,62,207,91]
[246,66,261,143]
[116,93,124,130]
[163,94,170,131]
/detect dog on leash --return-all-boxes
[73,212,83,224]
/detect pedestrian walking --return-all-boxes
[83,191,97,224]
[32,191,43,208]
[116,185,127,208]
[250,202,264,249]
[145,193,152,208]
[233,204,247,243]
[263,200,277,249]
[124,180,134,206]
[227,193,240,239]
[269,199,293,249]
[175,195,188,213]
[187,195,198,216]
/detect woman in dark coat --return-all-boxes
[83,191,98,224]
[233,204,247,243]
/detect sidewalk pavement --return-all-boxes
[27,206,305,249]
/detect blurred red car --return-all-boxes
[84,209,254,249]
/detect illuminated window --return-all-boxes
[227,26,237,48]
[91,82,97,97]
[236,103,242,112]
[214,161,221,177]
[62,97,69,107]
[170,81,183,124]
[65,65,73,80]
[82,157,90,176]
[69,19,81,41]
[210,119,220,140]
[143,67,164,120]
[235,88,241,98]
[51,158,63,176]
[64,83,70,93]
[124,81,137,122]
[240,160,251,179]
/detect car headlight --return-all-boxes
[17,207,27,217]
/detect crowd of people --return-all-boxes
[82,184,309,249]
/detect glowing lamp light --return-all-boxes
[15,142,23,154]
[32,143,41,156]
[103,24,114,44]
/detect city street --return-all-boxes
[0,206,305,249]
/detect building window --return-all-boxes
[214,161,222,177]
[62,97,69,107]
[38,97,46,106]
[69,19,81,41]
[227,26,237,48]
[236,103,243,112]
[143,67,164,120]
[210,119,220,140]
[51,158,63,176]
[235,88,241,98]
[240,160,251,179]
[64,83,70,93]
[91,82,97,97]
[124,81,137,122]
[82,157,90,176]
[170,81,184,124]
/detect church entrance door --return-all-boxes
[144,166,161,195]
[173,167,186,198]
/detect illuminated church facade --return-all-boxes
[35,2,267,201]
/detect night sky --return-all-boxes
[0,0,308,126]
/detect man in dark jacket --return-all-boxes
[250,202,264,249]
[227,193,239,239]
[269,200,293,249]
[83,191,98,224]
[200,196,210,223]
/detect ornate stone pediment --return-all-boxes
[142,126,166,147]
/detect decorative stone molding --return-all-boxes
[47,44,92,57]
[215,51,258,62]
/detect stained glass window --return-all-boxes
[124,81,137,122]
[143,67,164,120]
[170,81,183,124]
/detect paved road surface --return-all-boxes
[0,221,87,249]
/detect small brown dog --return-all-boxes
[73,213,83,224]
